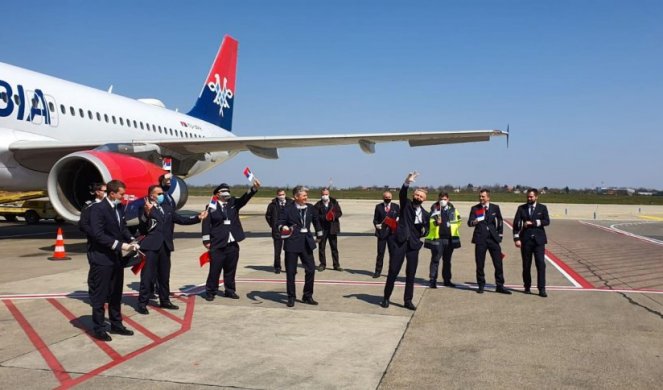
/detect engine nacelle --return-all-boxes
[47,151,188,222]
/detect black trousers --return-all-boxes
[383,242,420,303]
[318,232,340,268]
[206,243,240,295]
[285,249,315,299]
[429,239,454,283]
[272,237,284,270]
[138,245,172,306]
[521,238,546,290]
[375,235,395,274]
[88,261,124,333]
[475,238,505,287]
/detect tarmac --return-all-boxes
[0,197,662,389]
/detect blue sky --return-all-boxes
[3,1,662,189]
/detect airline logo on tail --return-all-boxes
[188,35,238,131]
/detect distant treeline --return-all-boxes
[187,185,663,205]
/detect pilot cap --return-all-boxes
[213,183,231,196]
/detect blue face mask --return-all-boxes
[112,198,121,206]
[157,194,165,205]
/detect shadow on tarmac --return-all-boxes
[343,293,383,306]
[246,290,289,304]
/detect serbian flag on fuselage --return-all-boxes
[243,167,254,183]
[475,207,485,222]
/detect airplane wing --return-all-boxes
[9,129,507,164]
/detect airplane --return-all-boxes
[0,35,507,223]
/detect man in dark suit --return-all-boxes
[277,186,323,307]
[513,188,550,297]
[314,188,343,271]
[87,180,137,341]
[381,172,429,310]
[372,190,399,278]
[265,189,292,274]
[136,185,207,314]
[202,181,260,301]
[468,189,511,294]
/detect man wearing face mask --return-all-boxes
[202,180,260,301]
[265,189,292,274]
[372,190,400,278]
[87,180,137,341]
[314,188,343,271]
[277,186,323,307]
[135,185,207,314]
[468,189,511,294]
[381,172,429,311]
[425,192,462,288]
[513,188,550,297]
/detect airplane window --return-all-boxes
[169,128,173,136]
[60,104,66,114]
[14,95,20,105]
[48,102,55,112]
[158,126,162,134]
[133,120,137,128]
[104,114,109,123]
[126,118,131,127]
[119,117,124,126]
[88,110,93,119]
[70,106,75,115]
[140,122,144,130]
[112,116,116,124]
[96,112,101,121]
[79,108,84,117]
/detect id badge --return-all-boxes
[224,220,231,225]
[300,228,308,233]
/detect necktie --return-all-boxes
[528,205,534,218]
[115,207,121,226]
[386,204,390,213]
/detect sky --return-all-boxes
[3,1,662,190]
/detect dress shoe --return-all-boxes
[160,302,179,310]
[496,287,512,295]
[539,290,548,298]
[136,305,149,315]
[476,286,485,294]
[204,293,215,302]
[429,280,437,289]
[224,291,240,299]
[93,331,112,342]
[372,272,381,279]
[274,268,281,274]
[524,288,531,294]
[287,297,295,307]
[317,265,326,272]
[302,297,319,305]
[443,281,456,288]
[380,299,390,308]
[404,301,417,311]
[109,326,134,336]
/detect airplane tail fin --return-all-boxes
[187,35,238,131]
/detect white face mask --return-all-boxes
[321,195,329,201]
[277,195,286,201]
[440,200,448,207]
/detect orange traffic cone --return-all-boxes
[48,227,71,260]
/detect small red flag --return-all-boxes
[131,254,147,275]
[501,252,506,260]
[199,251,210,267]
[383,216,398,232]
[325,209,335,221]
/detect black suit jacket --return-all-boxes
[373,202,400,238]
[88,199,133,266]
[313,197,342,235]
[202,189,257,249]
[513,203,550,245]
[139,201,200,251]
[265,197,293,238]
[395,184,429,250]
[277,203,322,253]
[468,203,503,244]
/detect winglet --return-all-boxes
[505,124,510,149]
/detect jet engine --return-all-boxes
[47,151,188,222]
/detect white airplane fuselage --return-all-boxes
[0,62,233,191]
